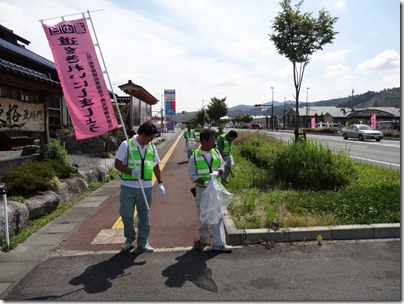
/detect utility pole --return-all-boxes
[283,97,286,130]
[270,86,274,131]
[306,87,310,127]
[351,89,354,109]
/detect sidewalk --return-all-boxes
[0,128,184,298]
[0,127,401,300]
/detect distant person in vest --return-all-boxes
[216,130,238,183]
[184,124,196,159]
[114,121,165,253]
[188,128,232,252]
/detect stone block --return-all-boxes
[288,226,332,242]
[371,223,400,239]
[25,191,59,220]
[331,224,373,240]
[57,177,87,203]
[0,200,29,240]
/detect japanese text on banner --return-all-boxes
[42,18,118,140]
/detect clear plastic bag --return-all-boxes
[200,178,233,225]
[186,139,195,151]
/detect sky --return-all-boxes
[0,0,400,113]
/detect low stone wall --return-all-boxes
[0,154,39,176]
[0,177,88,241]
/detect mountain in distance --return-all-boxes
[172,87,400,122]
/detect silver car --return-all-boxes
[341,124,383,141]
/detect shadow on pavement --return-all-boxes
[27,251,146,300]
[162,250,224,293]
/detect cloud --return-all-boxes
[324,0,346,10]
[0,0,399,112]
[313,50,349,64]
[356,49,400,73]
[324,63,351,78]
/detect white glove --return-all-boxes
[157,183,165,197]
[204,181,210,187]
[131,167,141,177]
[210,170,219,179]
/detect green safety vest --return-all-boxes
[121,139,155,181]
[185,130,196,140]
[193,148,221,188]
[218,133,232,156]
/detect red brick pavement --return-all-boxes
[60,131,200,251]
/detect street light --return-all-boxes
[283,96,286,130]
[270,87,274,131]
[306,87,310,127]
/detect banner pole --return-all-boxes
[86,11,149,209]
[85,11,128,141]
[1,184,9,247]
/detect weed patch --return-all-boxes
[227,132,400,229]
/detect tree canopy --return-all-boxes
[206,97,229,127]
[269,0,338,142]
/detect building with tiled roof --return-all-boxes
[286,105,400,130]
[0,24,65,150]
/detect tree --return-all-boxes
[206,97,229,128]
[269,0,338,142]
[194,108,208,128]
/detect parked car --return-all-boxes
[251,123,263,130]
[341,124,383,141]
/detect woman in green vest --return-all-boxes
[188,128,232,252]
[114,122,165,253]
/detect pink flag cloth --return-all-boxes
[43,18,119,140]
[311,117,316,128]
[370,114,377,129]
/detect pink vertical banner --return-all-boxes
[43,18,118,140]
[311,117,316,128]
[370,114,377,129]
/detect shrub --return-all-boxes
[38,139,69,165]
[382,130,400,138]
[238,132,286,170]
[273,140,357,190]
[301,127,339,134]
[46,159,78,179]
[1,161,60,196]
[37,139,79,179]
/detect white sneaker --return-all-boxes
[143,243,154,252]
[121,242,132,251]
[133,243,154,253]
[212,244,232,252]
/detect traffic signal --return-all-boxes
[254,104,262,107]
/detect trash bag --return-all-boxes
[199,178,233,225]
[186,139,195,151]
[224,154,234,167]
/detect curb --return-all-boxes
[223,212,400,245]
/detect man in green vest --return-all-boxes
[184,124,196,159]
[188,128,232,252]
[216,130,238,183]
[114,122,165,253]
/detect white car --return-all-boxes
[341,124,383,141]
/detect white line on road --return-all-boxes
[349,155,400,168]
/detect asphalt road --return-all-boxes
[4,239,400,301]
[271,131,400,170]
